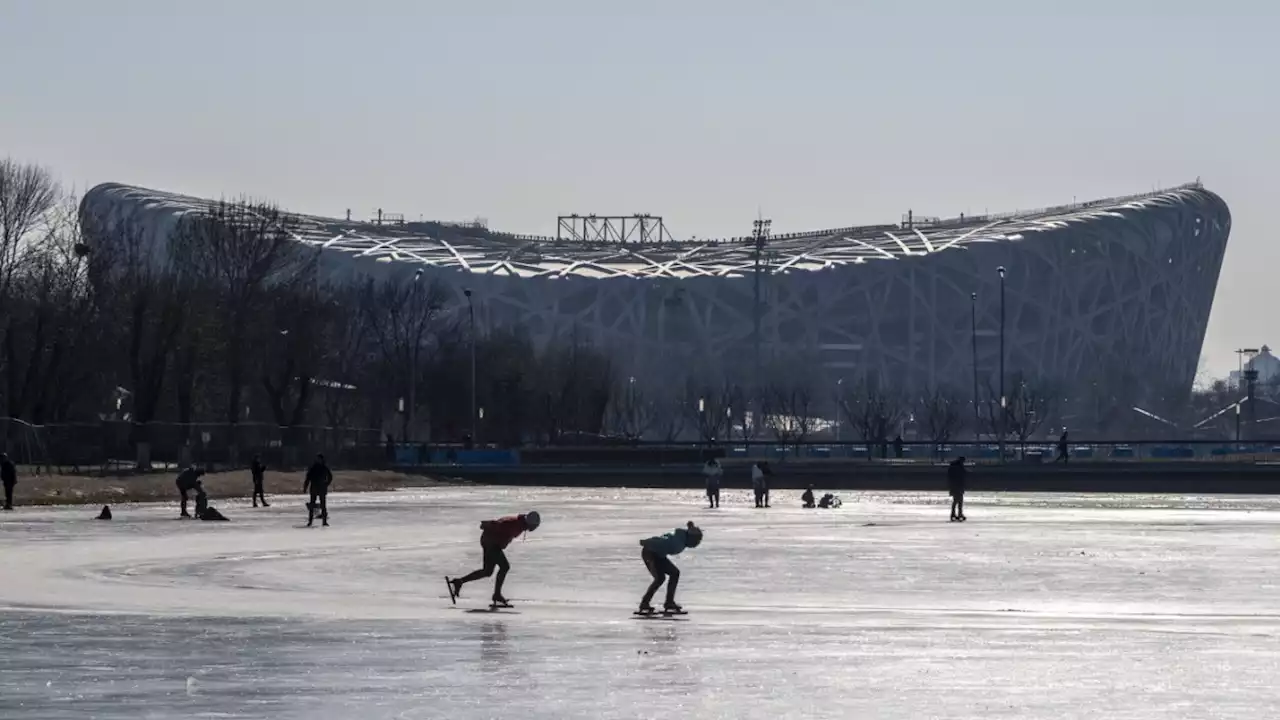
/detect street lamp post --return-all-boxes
[1236,402,1242,446]
[835,378,844,443]
[970,292,979,445]
[406,269,424,442]
[464,288,477,445]
[997,266,1007,463]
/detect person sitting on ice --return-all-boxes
[96,505,112,520]
[801,486,816,508]
[199,506,230,521]
[818,493,841,509]
[193,482,209,519]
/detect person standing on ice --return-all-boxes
[303,454,333,527]
[637,521,702,614]
[703,458,723,508]
[250,455,269,507]
[175,465,206,518]
[448,511,541,608]
[947,456,967,522]
[1,452,16,510]
[751,462,766,507]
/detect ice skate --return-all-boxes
[662,602,686,615]
[635,603,656,616]
[448,577,462,603]
[491,595,512,609]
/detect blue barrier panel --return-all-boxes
[428,449,520,466]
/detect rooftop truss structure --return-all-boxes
[82,182,1211,280]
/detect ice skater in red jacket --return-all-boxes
[448,511,541,607]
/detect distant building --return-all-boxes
[80,181,1231,410]
[1229,346,1280,391]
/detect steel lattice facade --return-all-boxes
[81,182,1231,406]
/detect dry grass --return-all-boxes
[8,469,457,507]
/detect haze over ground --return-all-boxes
[1,0,1273,377]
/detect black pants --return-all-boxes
[307,490,328,524]
[950,491,965,518]
[253,479,267,506]
[3,481,13,509]
[707,487,719,508]
[177,483,193,516]
[458,544,510,600]
[641,549,680,607]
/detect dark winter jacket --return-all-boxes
[947,460,967,494]
[176,467,204,492]
[304,462,332,493]
[1,459,16,486]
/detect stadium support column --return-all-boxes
[752,217,771,439]
[465,288,477,445]
[997,266,1007,463]
[971,292,979,444]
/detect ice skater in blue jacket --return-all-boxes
[638,521,703,614]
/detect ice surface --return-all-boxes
[4,487,1280,719]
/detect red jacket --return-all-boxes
[480,515,527,549]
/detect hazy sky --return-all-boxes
[2,0,1274,377]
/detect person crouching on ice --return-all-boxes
[449,511,541,608]
[638,521,702,614]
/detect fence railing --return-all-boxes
[0,418,385,473]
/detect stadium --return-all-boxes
[80,181,1231,414]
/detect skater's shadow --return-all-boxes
[479,621,509,667]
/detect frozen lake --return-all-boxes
[4,487,1280,719]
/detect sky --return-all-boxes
[1,0,1275,378]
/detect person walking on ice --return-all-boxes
[251,455,269,507]
[703,458,722,508]
[448,511,541,608]
[636,521,703,615]
[303,454,332,527]
[948,456,967,522]
[1,452,17,510]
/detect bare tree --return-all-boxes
[1,201,101,423]
[839,376,906,458]
[761,377,816,451]
[83,210,192,468]
[916,384,964,459]
[260,280,330,430]
[357,273,448,441]
[317,284,371,429]
[685,379,737,443]
[606,378,657,441]
[0,158,59,304]
[981,373,1058,455]
[641,386,690,443]
[534,334,614,444]
[170,199,318,436]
